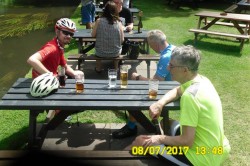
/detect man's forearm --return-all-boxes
[157,87,180,107]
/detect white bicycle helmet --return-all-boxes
[30,72,59,97]
[55,18,76,33]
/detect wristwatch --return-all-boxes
[136,75,141,80]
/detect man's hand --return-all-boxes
[125,25,132,32]
[74,70,84,78]
[132,135,163,148]
[131,72,140,80]
[149,102,163,120]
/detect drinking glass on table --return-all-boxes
[148,79,159,99]
[108,69,117,88]
[120,65,128,88]
[75,73,84,93]
[58,66,66,88]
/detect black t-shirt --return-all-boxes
[119,7,133,26]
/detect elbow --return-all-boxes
[181,137,194,147]
[27,57,32,65]
[27,56,37,67]
[91,32,96,37]
[185,140,194,148]
[178,134,195,147]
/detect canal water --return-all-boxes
[0,1,79,98]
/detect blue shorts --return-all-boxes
[81,3,95,23]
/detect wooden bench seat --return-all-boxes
[189,28,250,39]
[68,54,160,61]
[203,20,247,28]
[68,54,160,78]
[189,28,249,50]
[0,150,165,166]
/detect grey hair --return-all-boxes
[147,29,166,46]
[171,45,201,72]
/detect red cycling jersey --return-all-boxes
[32,37,67,78]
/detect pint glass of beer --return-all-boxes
[120,65,128,88]
[58,66,66,88]
[75,73,84,93]
[148,79,159,99]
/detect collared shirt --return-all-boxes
[155,44,175,81]
[32,38,66,78]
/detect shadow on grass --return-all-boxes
[0,126,28,150]
[184,37,246,57]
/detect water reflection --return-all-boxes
[0,4,78,97]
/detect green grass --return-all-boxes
[0,0,250,165]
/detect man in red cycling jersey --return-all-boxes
[27,18,83,120]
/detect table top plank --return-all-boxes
[2,93,166,101]
[195,11,250,22]
[10,83,177,90]
[6,88,171,95]
[0,100,180,111]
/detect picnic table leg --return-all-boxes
[240,39,244,52]
[28,110,43,149]
[146,39,150,54]
[194,32,198,44]
[146,60,150,78]
[128,110,156,133]
[78,59,81,70]
[78,37,83,54]
[161,109,171,135]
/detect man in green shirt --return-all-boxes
[128,45,230,166]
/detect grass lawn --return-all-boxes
[0,0,249,165]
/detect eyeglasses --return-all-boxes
[61,30,74,37]
[167,63,186,69]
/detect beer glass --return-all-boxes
[148,79,159,99]
[58,66,66,88]
[75,73,84,93]
[120,65,128,88]
[108,69,117,88]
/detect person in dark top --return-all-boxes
[104,0,133,31]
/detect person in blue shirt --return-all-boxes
[112,29,176,139]
[81,0,96,29]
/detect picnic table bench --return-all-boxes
[67,54,160,78]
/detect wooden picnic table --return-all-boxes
[0,78,180,149]
[73,29,149,54]
[189,11,250,51]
